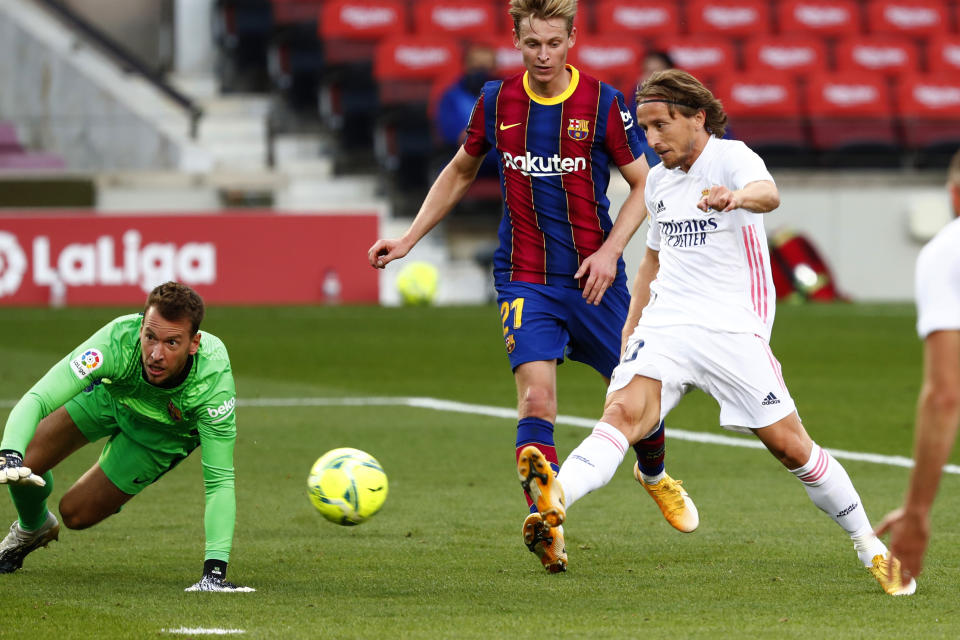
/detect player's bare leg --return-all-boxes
[755,412,915,596]
[59,464,134,530]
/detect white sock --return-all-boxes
[790,442,885,566]
[557,422,629,508]
[641,470,666,484]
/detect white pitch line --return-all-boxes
[237,396,960,475]
[164,631,244,636]
[2,395,955,475]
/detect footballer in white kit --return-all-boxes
[876,150,960,583]
[610,135,796,433]
[517,68,915,596]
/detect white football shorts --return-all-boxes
[608,323,797,432]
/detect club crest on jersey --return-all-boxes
[505,334,516,354]
[567,119,590,140]
[70,348,103,380]
[167,400,183,422]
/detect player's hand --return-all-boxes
[697,185,741,212]
[874,506,930,582]
[574,246,618,306]
[0,450,45,487]
[367,238,410,269]
[185,560,255,592]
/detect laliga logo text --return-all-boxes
[0,229,216,297]
[206,397,236,423]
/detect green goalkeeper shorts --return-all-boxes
[65,385,195,496]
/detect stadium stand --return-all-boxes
[568,38,644,96]
[835,36,920,78]
[806,72,902,167]
[714,74,814,166]
[897,74,960,166]
[373,35,462,190]
[595,0,681,38]
[685,0,772,38]
[777,0,862,37]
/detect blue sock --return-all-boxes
[633,420,665,477]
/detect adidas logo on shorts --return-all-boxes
[761,392,780,406]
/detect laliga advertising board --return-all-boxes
[0,211,378,305]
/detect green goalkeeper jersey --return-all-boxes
[1,313,238,562]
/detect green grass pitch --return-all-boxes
[1,303,958,639]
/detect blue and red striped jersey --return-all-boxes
[463,65,644,289]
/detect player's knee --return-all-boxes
[518,386,556,421]
[770,438,811,470]
[58,497,96,530]
[601,397,653,443]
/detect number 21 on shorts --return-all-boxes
[500,298,524,336]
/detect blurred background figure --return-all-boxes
[632,51,674,167]
[433,43,500,178]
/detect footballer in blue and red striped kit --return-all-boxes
[367,0,699,574]
[463,65,642,291]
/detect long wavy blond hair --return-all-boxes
[636,69,728,138]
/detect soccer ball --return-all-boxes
[307,448,388,526]
[395,261,438,306]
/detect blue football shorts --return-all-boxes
[496,280,630,377]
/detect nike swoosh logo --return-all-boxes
[499,122,522,130]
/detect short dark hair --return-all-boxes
[636,69,728,138]
[144,281,205,335]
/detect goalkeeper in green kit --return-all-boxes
[0,282,252,592]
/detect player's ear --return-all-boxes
[513,30,520,50]
[568,25,577,47]
[189,331,201,355]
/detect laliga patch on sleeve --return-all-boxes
[70,348,104,380]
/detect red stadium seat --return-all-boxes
[413,1,498,40]
[866,0,949,37]
[655,38,736,86]
[716,75,811,163]
[778,0,861,36]
[835,36,919,77]
[271,0,323,25]
[742,35,827,77]
[595,0,681,38]
[686,0,771,37]
[897,75,960,158]
[568,39,644,95]
[321,0,408,63]
[927,35,960,74]
[374,35,463,104]
[805,73,901,163]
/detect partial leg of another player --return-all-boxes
[518,375,663,569]
[632,419,699,532]
[514,361,567,572]
[753,412,916,596]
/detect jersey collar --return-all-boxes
[523,65,579,105]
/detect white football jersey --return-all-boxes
[641,136,777,340]
[915,215,960,339]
